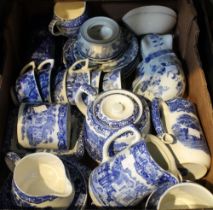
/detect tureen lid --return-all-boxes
[92,90,143,128]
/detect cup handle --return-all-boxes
[37,59,54,72]
[20,61,36,75]
[48,19,62,36]
[5,152,21,172]
[102,125,141,162]
[75,83,97,116]
[151,98,175,144]
[68,59,93,74]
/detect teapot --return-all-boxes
[75,84,150,162]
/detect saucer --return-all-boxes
[0,159,88,210]
[63,29,139,73]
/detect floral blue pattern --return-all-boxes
[89,140,178,207]
[15,71,42,103]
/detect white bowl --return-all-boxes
[122,5,177,36]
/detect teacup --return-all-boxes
[66,59,93,105]
[75,84,150,162]
[145,182,213,210]
[17,103,71,150]
[76,16,124,60]
[151,97,211,180]
[102,69,122,91]
[15,61,43,103]
[132,34,186,101]
[5,152,74,208]
[89,127,181,207]
[48,1,88,37]
[52,66,69,103]
[36,59,54,102]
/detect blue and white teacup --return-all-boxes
[145,182,213,210]
[52,66,69,103]
[17,103,71,150]
[66,59,93,105]
[75,84,150,162]
[48,1,88,37]
[15,61,43,103]
[151,97,211,180]
[5,152,74,208]
[89,126,181,207]
[36,59,54,102]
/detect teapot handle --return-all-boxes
[75,83,97,116]
[37,59,54,72]
[5,152,21,172]
[20,61,36,75]
[102,125,141,162]
[48,19,62,36]
[151,98,175,144]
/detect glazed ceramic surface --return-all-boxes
[133,34,185,101]
[72,28,139,73]
[89,128,180,207]
[145,182,213,210]
[151,97,211,180]
[102,69,122,91]
[52,66,69,103]
[66,59,93,105]
[75,84,150,162]
[36,59,54,102]
[17,103,71,150]
[48,1,88,37]
[77,16,123,60]
[15,61,43,103]
[0,158,88,210]
[5,152,74,208]
[122,5,177,36]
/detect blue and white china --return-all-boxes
[91,69,102,92]
[52,66,69,103]
[63,38,77,68]
[5,152,74,208]
[31,31,55,65]
[145,182,213,210]
[102,69,122,91]
[72,28,139,73]
[15,61,43,103]
[36,108,85,158]
[66,59,93,105]
[89,127,181,207]
[151,97,211,180]
[75,84,150,162]
[0,158,87,210]
[48,1,88,37]
[77,16,123,60]
[36,59,54,102]
[132,34,186,101]
[17,103,71,150]
[122,6,177,36]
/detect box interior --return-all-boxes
[0,0,213,199]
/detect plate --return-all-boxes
[0,159,88,210]
[63,29,139,73]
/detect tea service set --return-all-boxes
[2,1,213,209]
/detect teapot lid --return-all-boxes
[93,90,143,128]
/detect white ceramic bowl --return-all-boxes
[122,5,177,36]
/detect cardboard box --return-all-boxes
[0,0,213,207]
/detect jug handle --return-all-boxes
[151,98,175,144]
[20,61,36,75]
[5,152,21,172]
[48,19,62,36]
[102,125,141,162]
[75,83,97,116]
[37,59,54,72]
